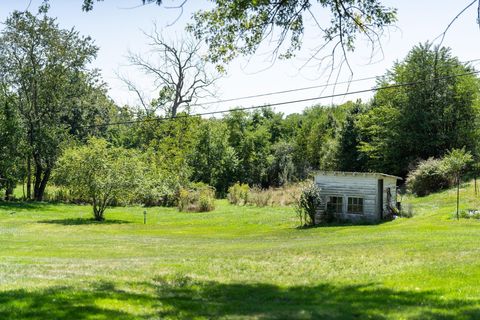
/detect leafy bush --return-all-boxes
[247,186,273,207]
[406,158,451,196]
[178,183,215,212]
[55,138,143,221]
[227,183,249,205]
[295,182,322,226]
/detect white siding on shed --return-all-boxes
[314,171,401,223]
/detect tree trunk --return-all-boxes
[26,156,31,200]
[36,168,51,201]
[92,198,105,221]
[33,161,51,201]
[5,182,13,201]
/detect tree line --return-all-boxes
[1,10,479,206]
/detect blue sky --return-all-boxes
[1,0,480,115]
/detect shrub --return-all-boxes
[406,158,451,196]
[247,186,273,207]
[55,138,143,221]
[178,183,215,212]
[295,182,322,226]
[227,183,249,205]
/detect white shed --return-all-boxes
[314,171,402,223]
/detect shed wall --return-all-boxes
[314,173,399,223]
[314,174,378,221]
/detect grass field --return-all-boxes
[1,183,480,319]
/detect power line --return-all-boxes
[193,75,380,106]
[191,58,480,107]
[85,69,480,128]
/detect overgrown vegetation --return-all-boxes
[178,183,216,212]
[295,182,323,226]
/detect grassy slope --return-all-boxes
[1,183,480,319]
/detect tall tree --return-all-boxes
[0,84,23,199]
[359,43,480,176]
[0,11,99,200]
[125,26,218,117]
[189,119,238,195]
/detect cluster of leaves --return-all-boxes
[295,182,322,227]
[54,138,143,220]
[178,183,216,212]
[227,183,250,206]
[0,10,118,201]
[407,148,473,197]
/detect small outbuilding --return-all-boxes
[314,171,402,223]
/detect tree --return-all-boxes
[336,101,367,171]
[124,27,218,117]
[0,85,23,200]
[442,148,473,220]
[0,11,100,200]
[189,120,238,196]
[359,43,480,176]
[55,138,143,221]
[65,0,397,71]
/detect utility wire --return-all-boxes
[85,69,480,128]
[192,58,480,107]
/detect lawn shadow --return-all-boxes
[38,218,131,225]
[0,201,53,211]
[150,275,480,319]
[0,275,480,320]
[0,277,479,319]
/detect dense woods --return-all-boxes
[0,10,479,211]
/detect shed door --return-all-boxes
[377,179,384,219]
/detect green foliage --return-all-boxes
[295,182,322,226]
[0,88,23,199]
[178,183,216,212]
[227,183,250,206]
[442,148,473,178]
[407,158,451,197]
[188,0,396,68]
[0,10,107,200]
[189,120,239,196]
[269,141,296,187]
[54,138,143,220]
[361,43,480,176]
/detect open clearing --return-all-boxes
[1,183,480,319]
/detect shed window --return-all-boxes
[347,197,364,214]
[327,196,343,213]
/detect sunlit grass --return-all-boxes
[1,182,480,319]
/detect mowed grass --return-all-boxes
[1,183,480,319]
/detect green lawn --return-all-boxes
[1,183,480,319]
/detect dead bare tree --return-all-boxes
[125,25,218,117]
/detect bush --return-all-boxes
[227,183,249,205]
[295,182,322,226]
[406,158,451,196]
[247,186,273,207]
[178,183,215,212]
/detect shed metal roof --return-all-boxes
[314,171,403,180]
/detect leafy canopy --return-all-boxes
[55,138,143,220]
